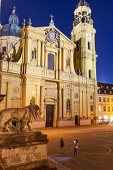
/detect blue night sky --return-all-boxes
[2,0,113,84]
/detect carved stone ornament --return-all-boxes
[13,87,19,93]
[45,27,60,44]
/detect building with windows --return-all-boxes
[98,82,113,123]
[0,0,98,128]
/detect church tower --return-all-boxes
[71,0,97,81]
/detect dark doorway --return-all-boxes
[46,105,54,127]
[75,115,80,126]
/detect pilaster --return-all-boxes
[40,86,45,119]
[42,42,45,67]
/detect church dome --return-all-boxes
[0,7,20,37]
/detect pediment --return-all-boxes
[27,25,76,47]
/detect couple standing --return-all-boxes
[60,138,79,156]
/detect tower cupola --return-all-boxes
[8,6,19,25]
[74,0,93,26]
[0,7,20,37]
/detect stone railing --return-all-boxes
[0,61,21,74]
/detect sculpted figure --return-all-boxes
[0,103,41,132]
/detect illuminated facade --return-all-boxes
[98,82,113,123]
[0,1,98,128]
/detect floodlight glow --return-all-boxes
[99,116,102,123]
[99,116,102,119]
[110,116,113,123]
[32,91,35,95]
[104,116,108,120]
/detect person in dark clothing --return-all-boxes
[60,138,64,154]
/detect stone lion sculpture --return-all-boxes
[0,104,41,132]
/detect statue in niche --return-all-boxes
[0,99,42,132]
[2,51,8,61]
[66,99,71,112]
[66,57,70,67]
[32,48,36,59]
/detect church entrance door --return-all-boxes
[46,105,54,127]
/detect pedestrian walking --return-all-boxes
[73,139,78,156]
[60,138,64,154]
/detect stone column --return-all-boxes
[53,102,57,127]
[79,89,82,118]
[71,86,74,118]
[55,53,58,79]
[45,51,48,69]
[42,42,45,67]
[59,48,62,70]
[94,86,98,121]
[58,48,62,80]
[38,40,41,66]
[58,88,62,120]
[87,89,90,118]
[5,82,8,109]
[62,48,65,71]
[40,86,45,119]
[70,50,75,73]
[24,36,31,63]
[22,78,27,107]
[82,90,84,117]
[36,85,40,106]
[62,87,66,118]
[82,88,87,117]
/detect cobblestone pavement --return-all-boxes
[40,125,113,170]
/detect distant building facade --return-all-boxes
[0,1,98,128]
[98,82,113,123]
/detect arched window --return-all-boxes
[2,47,6,54]
[66,99,71,112]
[76,42,79,51]
[48,53,54,70]
[88,42,91,50]
[89,70,91,78]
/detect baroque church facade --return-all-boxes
[0,0,98,128]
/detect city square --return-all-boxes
[42,125,113,170]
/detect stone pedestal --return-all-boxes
[0,131,54,170]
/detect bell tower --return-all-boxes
[71,0,97,81]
